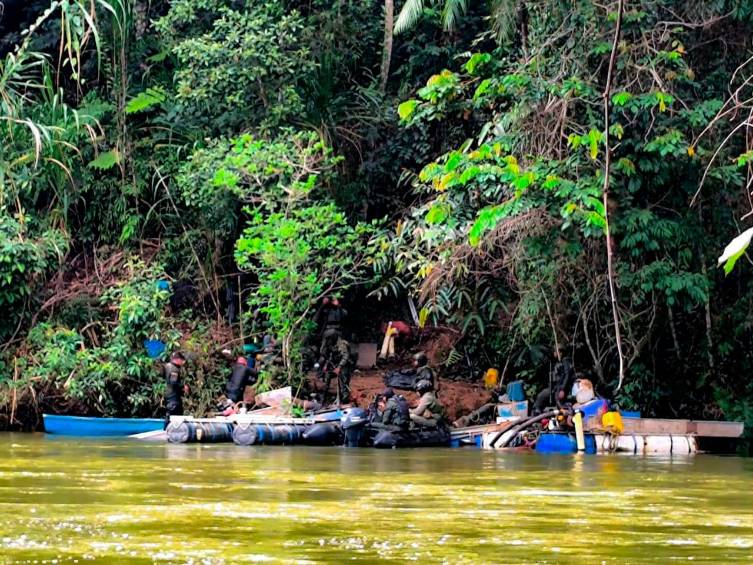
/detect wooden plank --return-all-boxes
[689,420,744,438]
[622,418,689,435]
[622,418,744,438]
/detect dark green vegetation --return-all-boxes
[2,1,753,447]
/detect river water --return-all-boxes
[1,434,752,564]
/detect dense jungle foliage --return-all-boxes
[2,0,753,448]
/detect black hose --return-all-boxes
[491,409,561,449]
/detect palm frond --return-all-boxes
[490,0,518,44]
[394,0,425,35]
[441,0,468,32]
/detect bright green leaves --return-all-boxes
[465,53,491,75]
[473,79,493,101]
[718,227,753,275]
[655,91,673,112]
[612,92,632,107]
[426,203,451,225]
[398,99,419,121]
[736,150,753,167]
[418,70,461,103]
[88,149,120,170]
[398,70,463,125]
[587,129,602,160]
[469,205,507,246]
[236,203,377,381]
[125,87,166,114]
[212,168,240,189]
[568,129,603,160]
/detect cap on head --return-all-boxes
[416,379,433,393]
[413,352,427,365]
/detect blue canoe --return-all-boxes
[43,414,164,437]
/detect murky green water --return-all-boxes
[1,435,752,564]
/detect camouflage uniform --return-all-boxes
[410,391,445,429]
[163,361,184,423]
[323,337,353,403]
[378,395,410,430]
[416,364,435,387]
[318,305,348,356]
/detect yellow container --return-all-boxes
[602,411,624,433]
[484,368,499,389]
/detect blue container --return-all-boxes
[143,339,166,359]
[578,398,609,419]
[620,410,641,419]
[43,414,164,436]
[156,280,170,291]
[535,432,596,454]
[506,380,525,402]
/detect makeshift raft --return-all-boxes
[475,417,744,454]
[165,410,344,445]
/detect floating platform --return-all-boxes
[480,417,744,454]
[165,409,345,445]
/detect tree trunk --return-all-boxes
[380,0,394,92]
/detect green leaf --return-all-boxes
[125,87,166,114]
[398,99,419,121]
[587,128,602,160]
[736,150,753,167]
[612,92,632,107]
[426,204,450,225]
[473,79,493,100]
[88,150,120,170]
[465,53,491,75]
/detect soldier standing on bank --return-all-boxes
[163,351,188,427]
[319,331,353,404]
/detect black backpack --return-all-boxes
[383,369,419,390]
[393,395,410,427]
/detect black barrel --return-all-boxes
[302,422,343,445]
[166,421,234,443]
[232,423,309,446]
[372,427,451,448]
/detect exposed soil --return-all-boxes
[349,369,492,424]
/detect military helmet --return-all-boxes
[415,379,433,393]
[413,351,428,364]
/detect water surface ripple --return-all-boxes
[1,434,752,563]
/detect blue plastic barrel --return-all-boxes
[143,339,166,359]
[535,432,596,454]
[156,280,170,291]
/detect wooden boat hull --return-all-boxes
[43,414,164,437]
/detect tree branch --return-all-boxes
[602,0,626,391]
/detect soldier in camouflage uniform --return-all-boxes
[410,379,445,429]
[320,332,353,404]
[413,352,434,387]
[373,388,410,431]
[163,351,187,427]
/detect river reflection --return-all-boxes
[1,433,752,563]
